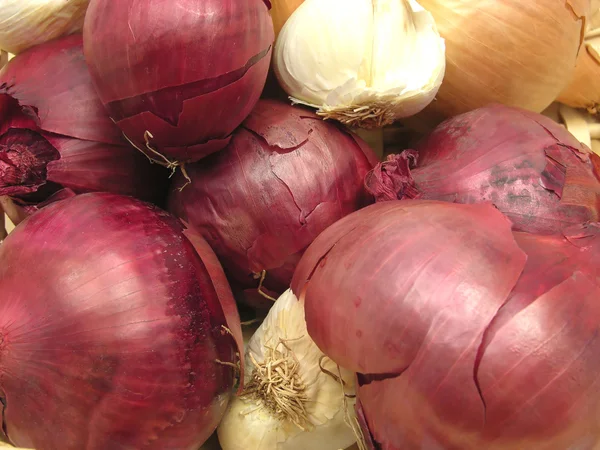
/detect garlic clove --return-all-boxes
[217,289,358,450]
[273,0,445,128]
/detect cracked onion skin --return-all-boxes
[0,34,168,216]
[0,193,243,450]
[292,200,600,449]
[167,99,378,302]
[83,0,274,163]
[366,104,600,235]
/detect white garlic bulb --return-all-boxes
[217,289,358,450]
[0,0,89,55]
[273,0,445,128]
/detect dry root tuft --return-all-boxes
[316,104,397,128]
[242,339,310,430]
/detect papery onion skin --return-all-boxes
[291,200,527,448]
[365,104,600,235]
[558,1,600,113]
[83,0,274,164]
[292,200,600,449]
[409,0,588,125]
[0,193,243,450]
[0,0,89,55]
[270,0,304,39]
[557,46,600,114]
[0,34,167,214]
[358,225,600,450]
[168,99,378,300]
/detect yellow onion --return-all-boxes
[0,0,89,55]
[407,0,589,127]
[558,0,600,114]
[270,0,304,39]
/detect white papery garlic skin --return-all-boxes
[217,289,357,450]
[0,0,89,55]
[273,0,445,128]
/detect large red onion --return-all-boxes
[0,34,166,222]
[0,193,244,450]
[168,99,378,303]
[291,200,600,449]
[83,0,274,166]
[365,104,600,234]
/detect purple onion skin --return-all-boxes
[168,99,379,298]
[366,104,600,235]
[0,193,243,450]
[83,0,274,163]
[0,34,168,213]
[292,200,600,449]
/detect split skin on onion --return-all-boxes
[292,199,600,449]
[83,0,275,168]
[366,104,600,235]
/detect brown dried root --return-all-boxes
[289,96,397,128]
[316,104,397,129]
[253,270,277,302]
[122,130,191,190]
[319,356,367,450]
[241,339,310,430]
[215,325,241,387]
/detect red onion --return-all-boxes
[0,193,244,450]
[168,99,378,304]
[83,0,274,167]
[365,104,600,234]
[291,199,600,449]
[0,34,166,222]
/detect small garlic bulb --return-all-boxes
[217,289,359,450]
[0,0,89,55]
[273,0,445,128]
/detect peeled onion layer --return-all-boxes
[366,104,600,235]
[0,193,243,450]
[168,100,378,298]
[0,35,167,208]
[0,35,122,145]
[83,0,274,164]
[292,200,600,449]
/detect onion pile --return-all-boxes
[168,99,378,304]
[83,0,274,167]
[2,0,600,449]
[365,104,600,234]
[292,199,600,449]
[0,193,244,450]
[0,34,166,224]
